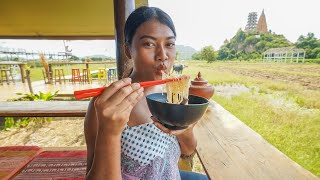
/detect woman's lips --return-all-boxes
[157,63,167,71]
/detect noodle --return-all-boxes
[164,73,190,104]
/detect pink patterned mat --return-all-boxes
[14,150,87,180]
[0,146,42,180]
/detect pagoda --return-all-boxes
[257,9,268,34]
[245,12,257,32]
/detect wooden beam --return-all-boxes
[114,0,135,80]
[0,101,89,117]
[0,36,114,40]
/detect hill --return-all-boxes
[218,29,292,60]
[176,45,197,60]
[82,55,113,59]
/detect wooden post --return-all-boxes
[296,52,299,63]
[18,64,26,83]
[303,51,306,63]
[114,0,135,80]
[48,63,53,84]
[26,69,34,94]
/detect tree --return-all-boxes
[191,52,201,60]
[199,46,216,63]
[70,55,79,61]
[296,33,320,59]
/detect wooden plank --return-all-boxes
[0,101,89,117]
[194,100,318,180]
[0,62,27,65]
[48,61,115,65]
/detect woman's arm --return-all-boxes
[84,97,98,175]
[176,127,197,156]
[85,78,144,180]
[86,128,122,179]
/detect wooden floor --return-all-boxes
[0,80,103,101]
[195,100,318,180]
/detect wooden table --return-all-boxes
[0,101,89,117]
[194,100,317,180]
[0,61,27,83]
[47,61,116,84]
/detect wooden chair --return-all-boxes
[54,69,66,84]
[0,68,15,85]
[82,68,92,84]
[71,68,81,84]
[42,69,52,84]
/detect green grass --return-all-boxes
[184,61,320,176]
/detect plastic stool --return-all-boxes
[98,68,107,83]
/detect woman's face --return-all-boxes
[127,19,176,81]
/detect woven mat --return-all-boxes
[0,146,42,180]
[14,150,87,180]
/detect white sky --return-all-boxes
[1,0,319,58]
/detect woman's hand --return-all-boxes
[151,116,196,136]
[94,78,144,136]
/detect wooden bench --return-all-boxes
[0,100,317,179]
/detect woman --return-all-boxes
[85,6,207,180]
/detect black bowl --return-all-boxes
[146,93,209,130]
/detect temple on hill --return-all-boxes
[245,9,268,34]
[257,9,268,34]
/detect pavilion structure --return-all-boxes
[263,47,306,63]
[0,47,72,61]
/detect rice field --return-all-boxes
[183,60,320,176]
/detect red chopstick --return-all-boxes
[74,78,181,100]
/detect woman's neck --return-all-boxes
[129,71,148,83]
[129,71,162,94]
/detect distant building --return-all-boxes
[257,10,268,34]
[245,10,268,34]
[245,12,258,32]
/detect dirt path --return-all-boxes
[213,66,320,90]
[0,118,85,147]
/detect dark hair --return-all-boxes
[124,6,176,45]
